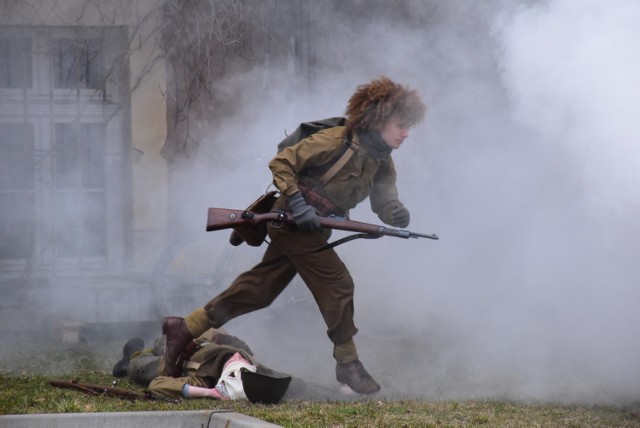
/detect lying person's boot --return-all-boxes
[336,359,381,394]
[127,354,162,387]
[162,317,194,377]
[112,337,145,377]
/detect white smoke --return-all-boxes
[436,0,640,403]
[186,0,640,404]
[499,0,640,217]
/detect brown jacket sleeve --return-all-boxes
[369,157,404,225]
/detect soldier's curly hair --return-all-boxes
[345,76,426,132]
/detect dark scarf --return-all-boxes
[355,129,392,161]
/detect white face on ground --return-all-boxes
[378,115,410,149]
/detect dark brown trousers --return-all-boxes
[204,222,358,345]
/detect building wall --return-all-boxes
[0,0,170,276]
[0,0,316,327]
[0,0,170,326]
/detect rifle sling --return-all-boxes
[312,232,379,253]
[266,231,379,256]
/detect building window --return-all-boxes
[0,26,130,277]
[0,37,32,89]
[0,123,34,259]
[52,38,103,90]
[54,123,107,258]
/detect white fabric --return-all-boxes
[214,352,257,400]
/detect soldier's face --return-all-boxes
[379,115,410,149]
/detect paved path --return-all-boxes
[0,410,281,428]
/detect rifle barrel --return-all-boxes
[411,232,439,240]
[378,227,439,240]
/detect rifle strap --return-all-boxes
[311,232,379,253]
[265,232,379,256]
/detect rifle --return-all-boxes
[207,208,438,241]
[49,379,156,401]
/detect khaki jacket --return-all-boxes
[147,334,258,399]
[269,126,402,223]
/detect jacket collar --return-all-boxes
[355,129,392,160]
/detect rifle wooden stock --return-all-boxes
[207,208,438,240]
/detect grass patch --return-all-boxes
[1,371,639,427]
[0,339,639,426]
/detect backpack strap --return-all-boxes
[318,134,359,185]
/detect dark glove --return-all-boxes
[287,192,321,232]
[391,205,410,228]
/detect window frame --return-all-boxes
[0,26,131,278]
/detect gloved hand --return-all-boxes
[287,192,321,232]
[391,205,410,228]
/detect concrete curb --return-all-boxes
[0,410,282,428]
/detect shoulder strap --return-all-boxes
[318,133,359,185]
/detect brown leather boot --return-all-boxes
[336,359,381,394]
[161,317,194,377]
